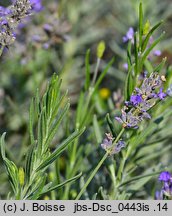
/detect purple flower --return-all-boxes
[114,140,126,153]
[115,72,168,129]
[130,94,143,106]
[159,171,171,182]
[43,23,54,32]
[101,133,125,155]
[30,0,43,12]
[153,50,161,56]
[101,133,113,150]
[123,27,134,43]
[122,63,128,70]
[162,182,172,197]
[157,88,166,100]
[155,171,172,199]
[0,6,11,16]
[115,109,141,129]
[155,190,163,200]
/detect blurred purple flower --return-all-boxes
[167,84,172,97]
[122,63,128,70]
[30,0,43,12]
[159,171,171,182]
[157,88,166,100]
[123,27,134,43]
[155,190,163,200]
[42,42,50,49]
[155,171,172,200]
[0,6,11,16]
[10,0,43,13]
[153,50,161,56]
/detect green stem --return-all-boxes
[116,153,127,183]
[91,58,101,86]
[75,128,125,200]
[75,152,108,200]
[0,45,4,57]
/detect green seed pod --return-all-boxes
[97,41,105,59]
[143,20,151,35]
[19,167,25,186]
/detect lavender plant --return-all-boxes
[75,3,172,200]
[0,75,85,199]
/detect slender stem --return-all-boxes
[91,58,101,86]
[75,152,108,200]
[111,128,125,148]
[116,153,127,183]
[0,45,4,57]
[75,128,125,200]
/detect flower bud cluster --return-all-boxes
[115,72,167,129]
[0,0,42,47]
[101,133,125,155]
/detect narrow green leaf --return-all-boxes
[154,57,167,72]
[29,99,35,145]
[49,91,68,125]
[127,41,132,70]
[106,113,116,137]
[0,132,6,159]
[127,176,152,191]
[84,49,91,91]
[128,121,157,153]
[4,158,19,194]
[144,59,154,74]
[45,102,70,149]
[134,32,139,75]
[76,91,84,128]
[124,64,135,100]
[26,176,47,200]
[93,115,102,143]
[94,57,115,92]
[36,128,85,171]
[142,20,163,52]
[41,172,82,195]
[0,133,19,193]
[139,2,143,49]
[141,31,165,67]
[119,171,161,187]
[25,145,35,184]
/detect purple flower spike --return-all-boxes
[130,94,143,106]
[157,88,167,100]
[123,27,134,43]
[159,171,171,182]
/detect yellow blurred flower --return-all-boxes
[99,88,110,99]
[44,196,50,200]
